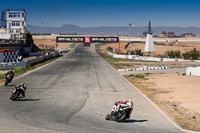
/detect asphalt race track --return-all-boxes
[0,43,184,133]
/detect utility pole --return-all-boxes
[129,23,132,37]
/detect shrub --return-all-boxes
[165,50,181,58]
[182,48,200,60]
[106,46,113,52]
[135,74,144,79]
[128,74,134,77]
[129,49,143,56]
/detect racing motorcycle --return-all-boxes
[105,103,133,122]
[5,73,13,86]
[10,84,26,101]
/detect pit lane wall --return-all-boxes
[26,52,59,66]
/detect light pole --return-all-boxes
[129,23,132,37]
[42,22,44,39]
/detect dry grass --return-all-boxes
[33,39,72,50]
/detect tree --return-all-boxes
[182,48,200,60]
[26,32,40,52]
[168,32,175,35]
[142,31,148,36]
[161,31,167,34]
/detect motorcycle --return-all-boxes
[105,103,133,122]
[5,73,13,86]
[10,84,26,101]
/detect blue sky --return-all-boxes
[0,0,200,27]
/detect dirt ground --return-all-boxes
[33,39,72,51]
[125,73,200,131]
[101,41,200,56]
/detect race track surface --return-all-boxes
[0,43,183,133]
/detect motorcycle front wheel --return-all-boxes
[10,92,20,101]
[115,110,128,122]
[5,79,9,86]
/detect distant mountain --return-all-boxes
[26,24,200,36]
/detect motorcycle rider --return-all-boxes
[5,69,14,82]
[15,82,26,98]
[105,99,133,120]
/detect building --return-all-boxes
[0,9,30,54]
[1,9,27,34]
[184,34,195,38]
[160,34,175,38]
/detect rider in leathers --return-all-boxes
[16,82,26,98]
[5,69,14,82]
[105,99,133,120]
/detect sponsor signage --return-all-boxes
[90,37,119,43]
[56,37,119,43]
[85,37,90,43]
[57,37,84,42]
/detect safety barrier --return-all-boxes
[0,52,60,70]
[26,52,59,66]
[109,52,193,62]
[0,51,19,63]
[118,66,168,72]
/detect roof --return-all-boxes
[7,9,26,12]
[0,49,16,53]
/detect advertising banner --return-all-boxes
[90,37,119,43]
[57,37,84,42]
[56,37,119,43]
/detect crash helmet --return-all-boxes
[19,82,25,86]
[126,99,133,108]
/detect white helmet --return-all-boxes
[126,99,133,108]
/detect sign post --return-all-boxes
[118,38,120,55]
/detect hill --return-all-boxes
[26,24,200,36]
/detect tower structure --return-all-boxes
[144,21,154,53]
[6,9,27,34]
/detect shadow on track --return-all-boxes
[123,119,148,123]
[16,99,40,101]
[7,85,16,87]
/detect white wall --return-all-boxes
[186,67,200,76]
